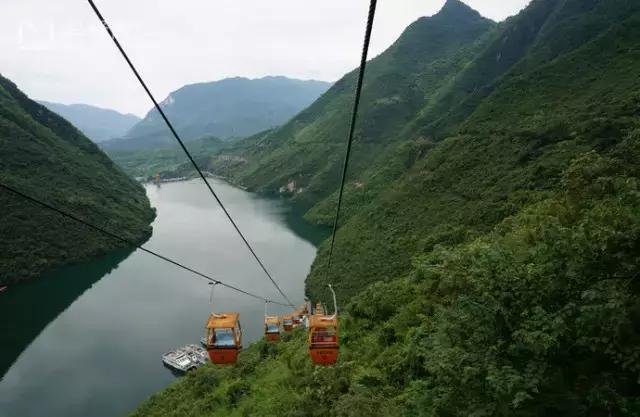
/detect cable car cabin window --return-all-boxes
[266,323,279,334]
[212,328,236,347]
[312,327,337,345]
[283,319,293,326]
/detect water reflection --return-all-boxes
[0,249,134,378]
[277,200,329,247]
[0,179,322,417]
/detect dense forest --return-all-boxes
[0,75,155,285]
[132,0,640,415]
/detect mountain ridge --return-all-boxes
[38,100,140,143]
[195,5,496,209]
[103,76,332,151]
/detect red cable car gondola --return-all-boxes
[265,316,281,342]
[283,315,294,332]
[264,301,280,342]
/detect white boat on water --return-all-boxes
[162,344,208,373]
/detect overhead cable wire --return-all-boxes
[0,182,291,307]
[85,0,294,307]
[325,0,378,277]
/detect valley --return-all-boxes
[0,180,325,417]
[102,76,331,151]
[127,1,640,415]
[1,0,639,416]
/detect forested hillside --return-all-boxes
[200,0,496,207]
[132,0,640,415]
[306,0,640,299]
[0,75,155,285]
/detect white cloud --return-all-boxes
[0,0,530,116]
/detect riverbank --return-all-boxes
[146,171,248,191]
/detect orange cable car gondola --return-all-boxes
[308,284,339,366]
[205,312,242,364]
[264,315,281,342]
[264,301,280,342]
[283,314,294,332]
[204,283,242,364]
[292,310,302,327]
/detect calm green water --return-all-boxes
[0,179,325,417]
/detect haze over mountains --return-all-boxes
[103,76,331,151]
[38,101,140,143]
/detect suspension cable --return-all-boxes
[86,0,294,307]
[0,182,291,307]
[325,0,377,277]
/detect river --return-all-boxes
[0,179,326,417]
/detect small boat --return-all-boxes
[162,344,208,373]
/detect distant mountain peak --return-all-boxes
[434,0,486,21]
[103,76,332,151]
[38,100,141,143]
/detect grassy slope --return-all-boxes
[0,75,155,284]
[131,2,640,416]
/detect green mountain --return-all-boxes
[102,76,331,151]
[132,0,640,416]
[305,0,640,299]
[205,0,495,207]
[0,75,155,285]
[38,101,141,143]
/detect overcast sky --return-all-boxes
[0,0,531,117]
